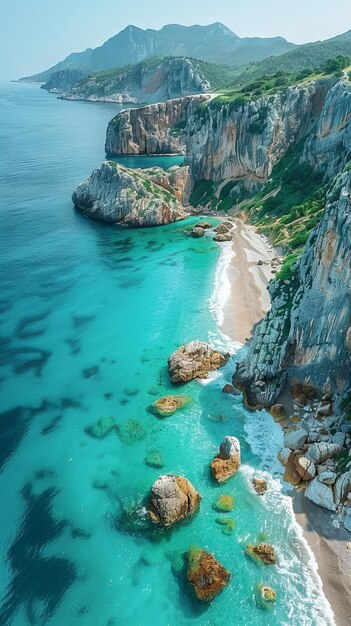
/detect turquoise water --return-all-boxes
[0,82,333,626]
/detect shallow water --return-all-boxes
[0,82,334,626]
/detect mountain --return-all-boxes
[19,22,295,82]
[228,31,351,87]
[42,57,240,104]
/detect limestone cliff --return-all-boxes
[303,81,351,180]
[41,68,89,94]
[105,94,210,156]
[185,79,338,182]
[234,170,351,407]
[72,162,189,226]
[59,58,211,104]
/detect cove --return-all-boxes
[0,82,333,625]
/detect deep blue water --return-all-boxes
[0,82,334,626]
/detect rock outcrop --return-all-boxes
[59,58,211,104]
[147,474,201,527]
[187,547,231,602]
[185,78,341,183]
[245,543,276,565]
[234,170,351,406]
[152,395,191,417]
[168,341,230,384]
[105,94,210,156]
[41,68,89,93]
[72,161,188,226]
[210,436,241,482]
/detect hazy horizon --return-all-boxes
[1,0,350,80]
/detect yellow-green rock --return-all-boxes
[213,495,234,512]
[255,583,277,609]
[215,517,236,534]
[152,395,191,417]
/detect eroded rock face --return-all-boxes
[72,162,188,226]
[187,547,231,602]
[105,94,210,156]
[59,58,211,104]
[210,436,241,483]
[185,78,336,182]
[147,474,201,527]
[233,170,351,406]
[168,341,230,384]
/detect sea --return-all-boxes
[0,81,335,626]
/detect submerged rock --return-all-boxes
[210,436,241,483]
[147,474,201,527]
[213,495,234,512]
[72,161,188,226]
[144,450,165,469]
[215,516,236,534]
[152,395,191,417]
[187,546,231,602]
[116,419,146,444]
[168,341,230,384]
[246,543,276,565]
[85,416,116,439]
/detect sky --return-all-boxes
[1,0,350,79]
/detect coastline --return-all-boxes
[219,218,351,626]
[220,219,278,342]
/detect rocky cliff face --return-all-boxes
[60,58,211,104]
[185,79,337,182]
[72,162,189,226]
[303,81,351,180]
[105,94,210,155]
[234,170,351,407]
[107,78,351,190]
[41,68,89,93]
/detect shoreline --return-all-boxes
[219,219,350,626]
[220,219,278,342]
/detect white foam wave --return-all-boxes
[209,239,234,328]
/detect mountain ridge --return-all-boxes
[19,22,295,82]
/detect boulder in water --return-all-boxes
[210,436,240,483]
[252,478,268,495]
[147,474,201,527]
[152,395,191,417]
[85,416,116,439]
[255,583,277,609]
[245,543,276,565]
[187,546,231,602]
[190,227,205,238]
[168,341,230,384]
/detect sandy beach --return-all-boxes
[222,218,351,626]
[220,219,277,341]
